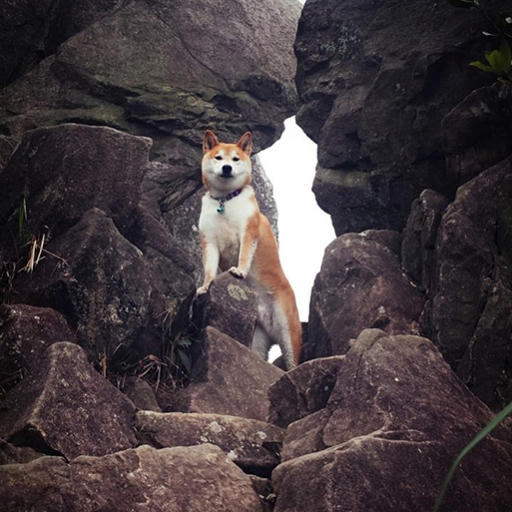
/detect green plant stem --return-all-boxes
[433,400,512,512]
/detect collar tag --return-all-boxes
[213,188,243,214]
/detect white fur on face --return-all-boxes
[202,147,251,195]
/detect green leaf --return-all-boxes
[433,400,512,512]
[470,60,496,73]
[486,48,505,71]
[177,348,192,373]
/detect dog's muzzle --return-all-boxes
[221,165,232,178]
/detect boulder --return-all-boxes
[135,411,283,476]
[13,207,195,365]
[423,154,512,408]
[270,329,512,512]
[401,189,450,291]
[192,272,258,349]
[0,124,151,251]
[0,444,264,512]
[308,230,425,359]
[173,327,284,422]
[295,0,510,235]
[0,0,300,157]
[0,304,77,393]
[0,342,137,460]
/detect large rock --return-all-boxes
[422,154,512,408]
[308,230,424,359]
[0,342,137,460]
[0,124,150,250]
[173,327,284,421]
[295,0,509,235]
[0,0,300,158]
[193,272,258,349]
[0,444,264,511]
[11,207,194,365]
[270,329,512,511]
[135,411,283,476]
[0,304,76,393]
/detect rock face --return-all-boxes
[295,0,510,235]
[0,444,264,512]
[422,155,512,408]
[269,329,512,511]
[308,230,424,359]
[0,0,300,157]
[0,342,137,460]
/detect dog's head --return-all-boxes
[201,130,253,194]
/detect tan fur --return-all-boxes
[198,130,302,369]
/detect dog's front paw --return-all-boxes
[196,285,210,296]
[229,267,246,279]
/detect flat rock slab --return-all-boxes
[0,342,137,460]
[135,411,284,476]
[173,327,284,422]
[270,329,512,511]
[0,444,264,512]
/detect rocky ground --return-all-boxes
[1,0,512,510]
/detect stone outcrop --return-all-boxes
[1,0,512,510]
[0,304,77,393]
[308,230,424,359]
[421,155,512,408]
[0,0,300,158]
[0,342,137,460]
[269,329,512,511]
[295,0,511,235]
[0,444,264,512]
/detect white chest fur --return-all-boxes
[199,186,257,270]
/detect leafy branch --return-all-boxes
[449,0,512,82]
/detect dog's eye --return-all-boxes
[215,156,222,161]
[232,157,240,162]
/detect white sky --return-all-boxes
[259,117,335,321]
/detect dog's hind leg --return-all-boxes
[251,322,272,362]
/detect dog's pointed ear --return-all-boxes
[236,132,253,156]
[203,130,219,153]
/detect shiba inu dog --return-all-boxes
[197,130,302,370]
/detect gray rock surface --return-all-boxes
[270,329,512,512]
[308,230,424,359]
[135,411,283,476]
[0,342,137,460]
[0,444,264,511]
[295,0,510,235]
[423,154,512,408]
[173,327,284,422]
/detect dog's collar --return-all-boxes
[212,188,243,214]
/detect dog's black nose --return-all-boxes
[221,164,232,176]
